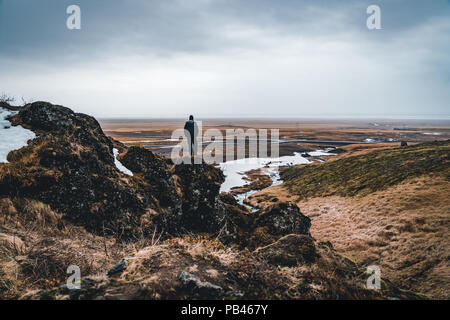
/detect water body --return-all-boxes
[219,150,335,206]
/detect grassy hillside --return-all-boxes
[282,140,450,199]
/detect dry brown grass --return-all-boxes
[245,141,450,299]
[82,235,380,300]
[297,176,450,299]
[0,197,165,299]
[282,141,450,199]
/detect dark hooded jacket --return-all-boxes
[184,119,198,144]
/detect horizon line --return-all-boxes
[97,115,450,122]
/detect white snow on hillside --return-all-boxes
[219,153,312,193]
[0,107,36,163]
[219,150,336,193]
[113,148,133,176]
[423,132,441,136]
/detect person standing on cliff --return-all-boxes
[184,115,198,157]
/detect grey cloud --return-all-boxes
[2,0,449,61]
[0,0,449,117]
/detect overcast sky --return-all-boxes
[0,0,449,118]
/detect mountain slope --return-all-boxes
[282,140,450,198]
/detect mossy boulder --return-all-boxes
[254,234,317,266]
[229,202,312,249]
[253,202,310,236]
[0,101,243,239]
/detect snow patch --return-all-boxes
[0,107,36,163]
[423,132,441,136]
[219,150,336,193]
[113,148,133,176]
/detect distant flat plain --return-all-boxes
[100,118,450,158]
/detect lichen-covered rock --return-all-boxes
[0,101,243,239]
[254,234,317,266]
[120,146,181,209]
[0,102,164,236]
[216,201,312,249]
[0,102,310,250]
[254,202,311,236]
[179,271,223,298]
[172,163,226,234]
[107,256,133,277]
[215,193,252,243]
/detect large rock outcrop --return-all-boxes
[225,200,312,249]
[1,101,315,243]
[1,102,232,238]
[254,202,311,236]
[254,234,317,266]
